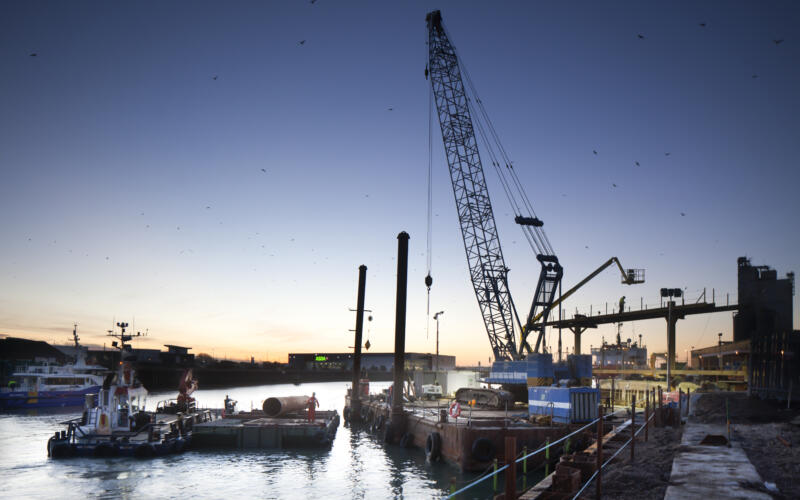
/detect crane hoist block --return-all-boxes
[514,215,544,227]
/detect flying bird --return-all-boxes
[298,40,306,46]
[593,150,598,155]
[212,75,218,80]
[752,74,758,79]
[637,34,645,39]
[260,168,266,173]
[205,206,211,209]
[773,39,784,45]
[699,23,706,28]
[29,53,37,57]
[635,161,640,166]
[612,183,617,188]
[680,212,686,217]
[387,107,393,111]
[311,0,317,3]
[665,152,671,156]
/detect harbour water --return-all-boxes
[0,381,514,499]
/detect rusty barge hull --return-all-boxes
[347,399,591,472]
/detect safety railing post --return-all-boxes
[645,394,649,442]
[611,378,615,411]
[596,405,603,500]
[630,394,636,463]
[686,387,691,417]
[493,458,498,492]
[676,388,682,428]
[545,437,550,476]
[522,445,527,490]
[505,437,517,500]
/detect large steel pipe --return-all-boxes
[262,396,309,417]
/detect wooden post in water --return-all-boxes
[505,436,517,500]
[596,404,604,500]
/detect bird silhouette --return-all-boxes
[680,212,686,217]
[612,183,617,188]
[699,23,706,28]
[593,150,598,155]
[299,40,306,46]
[637,34,645,39]
[387,107,393,111]
[260,168,266,173]
[212,75,218,80]
[665,152,671,156]
[29,53,37,57]
[205,206,211,209]
[635,161,640,166]
[752,74,758,79]
[311,0,317,3]
[773,39,784,45]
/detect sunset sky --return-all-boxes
[1,1,798,365]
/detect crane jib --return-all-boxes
[427,10,521,361]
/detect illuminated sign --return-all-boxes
[315,355,328,362]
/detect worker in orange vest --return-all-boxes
[307,392,319,422]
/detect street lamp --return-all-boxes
[433,311,444,378]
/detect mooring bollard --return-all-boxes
[631,394,636,462]
[493,458,498,492]
[545,437,550,476]
[596,404,604,500]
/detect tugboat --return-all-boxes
[46,322,215,458]
[1,325,108,410]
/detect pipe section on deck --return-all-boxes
[262,396,309,417]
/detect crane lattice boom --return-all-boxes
[427,10,519,361]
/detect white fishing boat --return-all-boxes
[1,326,107,410]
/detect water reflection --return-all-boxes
[1,381,506,499]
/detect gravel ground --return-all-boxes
[577,426,682,500]
[734,422,800,499]
[693,392,800,499]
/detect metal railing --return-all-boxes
[444,408,628,499]
[570,410,655,499]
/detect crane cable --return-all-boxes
[444,26,555,259]
[425,39,434,340]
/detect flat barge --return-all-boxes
[193,396,340,449]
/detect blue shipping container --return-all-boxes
[567,354,592,379]
[528,386,600,424]
[486,355,555,384]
